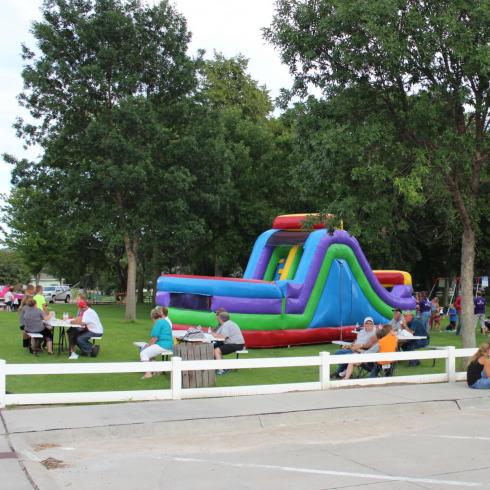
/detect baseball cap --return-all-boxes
[363,316,374,324]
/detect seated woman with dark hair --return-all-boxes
[467,342,490,389]
[22,298,54,355]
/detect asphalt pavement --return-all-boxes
[2,382,490,489]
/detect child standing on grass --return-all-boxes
[446,303,457,331]
[430,297,441,332]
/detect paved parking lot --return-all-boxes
[2,384,490,489]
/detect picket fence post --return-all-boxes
[320,351,331,390]
[445,346,456,383]
[171,356,182,400]
[0,360,6,408]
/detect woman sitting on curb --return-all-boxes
[467,342,490,389]
[140,307,173,379]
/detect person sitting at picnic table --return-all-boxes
[399,312,429,367]
[211,311,245,374]
[4,287,15,311]
[369,323,398,377]
[18,285,35,348]
[157,306,172,327]
[341,326,388,380]
[333,316,377,379]
[389,308,405,332]
[467,342,490,389]
[140,307,173,379]
[211,307,227,333]
[22,298,54,355]
[67,300,103,359]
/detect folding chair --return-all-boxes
[371,361,397,377]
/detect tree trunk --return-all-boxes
[124,234,139,321]
[137,269,145,304]
[152,241,161,304]
[460,228,476,348]
[442,278,449,308]
[214,255,223,277]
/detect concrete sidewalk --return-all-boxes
[2,382,490,489]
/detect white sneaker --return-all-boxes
[68,352,79,360]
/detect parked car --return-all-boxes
[43,285,71,303]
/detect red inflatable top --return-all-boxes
[272,214,333,230]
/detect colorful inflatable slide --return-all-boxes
[156,214,416,347]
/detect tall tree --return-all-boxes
[0,249,30,286]
[283,95,462,284]
[266,0,490,347]
[180,54,298,276]
[7,0,198,320]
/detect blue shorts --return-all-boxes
[471,370,490,389]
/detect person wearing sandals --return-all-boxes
[140,308,173,379]
[467,342,490,389]
[23,298,54,355]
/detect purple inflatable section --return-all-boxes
[211,296,282,314]
[390,285,414,299]
[155,291,170,307]
[286,230,416,314]
[252,246,273,279]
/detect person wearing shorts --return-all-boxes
[211,312,245,374]
[467,342,490,389]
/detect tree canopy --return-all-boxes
[8,0,199,319]
[266,0,490,346]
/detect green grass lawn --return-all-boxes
[0,303,486,395]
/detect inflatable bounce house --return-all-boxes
[156,214,416,347]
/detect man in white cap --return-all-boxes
[333,317,377,378]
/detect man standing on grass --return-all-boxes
[474,291,487,334]
[211,311,245,375]
[68,300,103,359]
[455,294,463,335]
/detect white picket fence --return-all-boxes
[0,346,477,407]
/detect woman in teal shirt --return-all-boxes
[140,308,173,379]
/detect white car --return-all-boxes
[43,285,71,303]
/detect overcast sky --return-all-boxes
[0,0,292,198]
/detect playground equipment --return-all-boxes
[156,214,416,347]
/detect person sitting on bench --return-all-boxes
[23,298,54,355]
[211,311,245,374]
[399,312,429,367]
[140,308,173,379]
[67,300,103,359]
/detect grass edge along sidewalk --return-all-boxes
[0,303,486,396]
